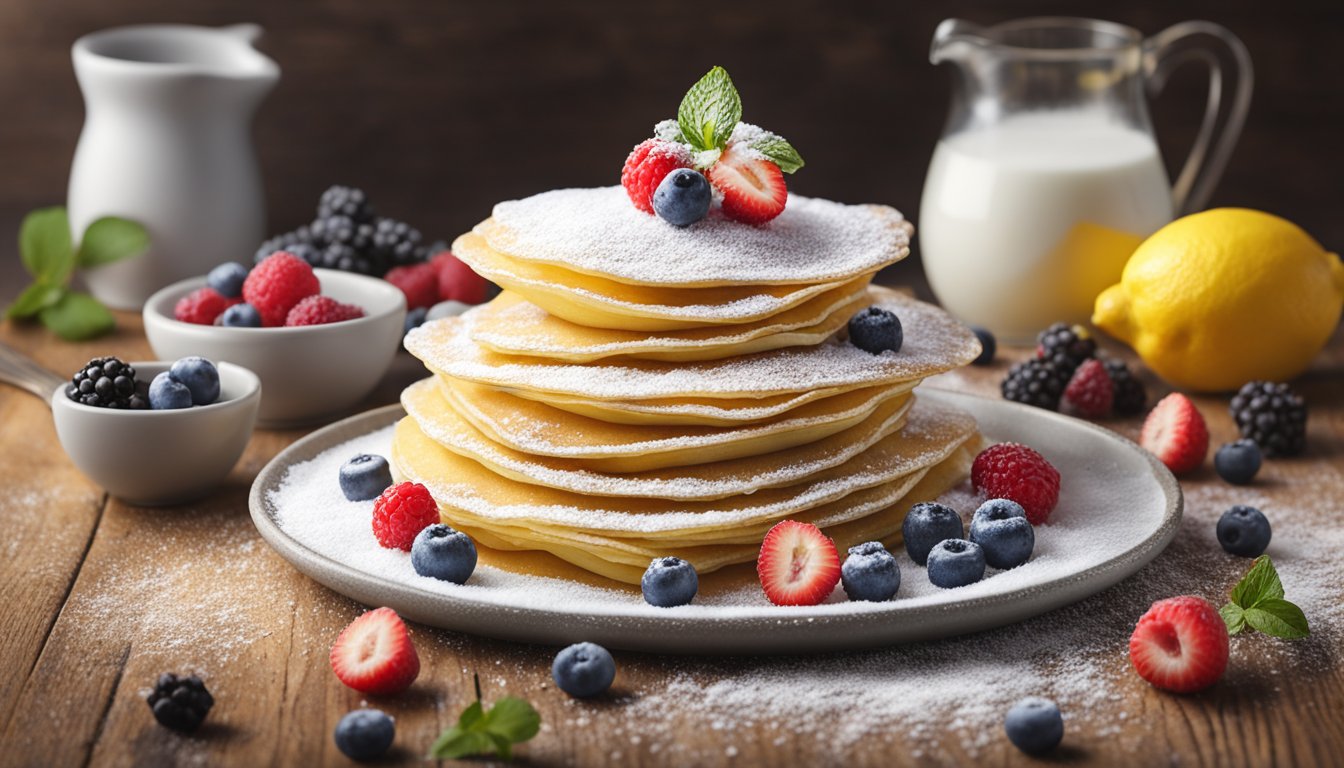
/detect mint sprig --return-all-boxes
[5,207,148,340]
[663,67,804,174]
[1220,556,1309,639]
[427,674,541,761]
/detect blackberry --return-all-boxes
[371,217,428,267]
[317,185,375,222]
[310,214,357,247]
[318,242,382,276]
[255,225,315,264]
[1001,357,1069,410]
[147,673,214,732]
[1230,381,1307,457]
[1036,322,1096,373]
[67,357,146,409]
[284,242,323,267]
[1103,358,1148,416]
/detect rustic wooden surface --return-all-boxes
[0,308,1341,767]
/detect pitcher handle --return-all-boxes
[1143,21,1253,215]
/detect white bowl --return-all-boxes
[51,361,260,505]
[144,269,407,427]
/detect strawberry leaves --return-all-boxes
[1220,556,1309,639]
[427,674,541,761]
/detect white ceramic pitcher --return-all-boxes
[69,24,279,309]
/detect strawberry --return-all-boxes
[1062,359,1114,418]
[383,263,439,309]
[971,443,1061,525]
[1140,393,1209,475]
[330,607,421,696]
[621,139,692,214]
[707,143,787,225]
[757,520,841,606]
[1129,596,1229,693]
[431,251,491,304]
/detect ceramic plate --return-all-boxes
[249,389,1181,654]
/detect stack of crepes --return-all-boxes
[398,187,985,587]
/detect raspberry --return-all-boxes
[243,252,321,326]
[1062,359,1113,418]
[621,139,692,214]
[971,443,1061,525]
[284,295,366,326]
[372,482,440,551]
[383,263,439,309]
[431,251,491,304]
[174,287,239,325]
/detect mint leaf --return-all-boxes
[677,66,741,151]
[78,216,149,269]
[6,282,65,319]
[1244,598,1310,639]
[1230,555,1284,607]
[427,676,540,761]
[1220,602,1246,635]
[428,727,496,760]
[750,133,805,174]
[481,696,542,743]
[19,207,74,285]
[38,290,114,341]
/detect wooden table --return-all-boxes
[1,309,1341,767]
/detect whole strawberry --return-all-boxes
[971,443,1061,525]
[1062,359,1114,418]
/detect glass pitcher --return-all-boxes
[919,17,1251,343]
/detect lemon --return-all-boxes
[1093,208,1344,392]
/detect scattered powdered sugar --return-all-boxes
[406,292,982,401]
[483,187,909,286]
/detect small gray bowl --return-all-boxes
[143,269,407,427]
[50,361,260,505]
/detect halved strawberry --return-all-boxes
[708,143,787,225]
[757,520,841,606]
[1140,393,1209,475]
[330,607,421,695]
[1129,596,1228,693]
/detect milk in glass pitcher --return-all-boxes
[919,18,1251,342]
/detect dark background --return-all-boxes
[1,0,1341,298]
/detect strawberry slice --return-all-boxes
[1129,596,1229,693]
[757,520,841,606]
[708,143,787,225]
[1140,393,1209,475]
[330,607,421,695]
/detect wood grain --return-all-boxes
[0,309,1340,767]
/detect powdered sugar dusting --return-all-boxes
[482,187,909,286]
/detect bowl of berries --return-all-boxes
[143,251,407,427]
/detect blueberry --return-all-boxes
[206,261,249,298]
[333,709,395,761]
[641,556,698,607]
[1214,439,1262,485]
[148,372,193,410]
[169,356,220,405]
[971,326,996,366]
[339,453,393,501]
[1216,505,1271,557]
[403,306,428,338]
[926,539,986,588]
[848,307,903,355]
[1004,696,1064,755]
[652,169,711,227]
[969,499,1035,570]
[902,502,964,566]
[552,642,616,698]
[841,541,900,602]
[217,303,262,327]
[411,524,478,584]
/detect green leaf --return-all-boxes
[37,290,114,341]
[1230,556,1284,608]
[750,133,805,174]
[1220,602,1246,635]
[1244,598,1310,639]
[490,732,514,762]
[481,696,542,743]
[19,207,74,285]
[5,282,65,319]
[427,727,496,760]
[77,216,149,269]
[457,699,484,730]
[677,66,742,151]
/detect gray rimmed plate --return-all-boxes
[249,389,1181,655]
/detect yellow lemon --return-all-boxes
[1093,208,1344,392]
